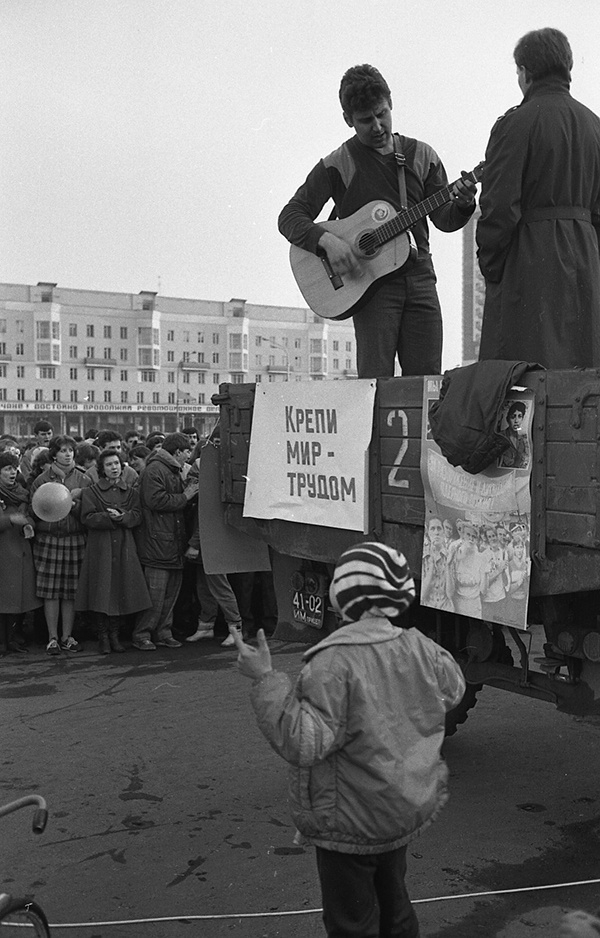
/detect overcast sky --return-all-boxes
[2,0,599,368]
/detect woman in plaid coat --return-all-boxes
[29,435,91,655]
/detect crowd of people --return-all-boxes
[0,420,277,657]
[421,515,530,627]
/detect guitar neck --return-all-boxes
[377,167,481,247]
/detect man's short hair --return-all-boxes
[96,429,122,449]
[124,429,139,441]
[181,425,198,435]
[129,444,150,460]
[162,432,190,455]
[75,441,100,466]
[514,28,573,82]
[33,420,53,434]
[0,451,19,470]
[339,64,391,117]
[146,432,165,451]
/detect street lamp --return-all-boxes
[258,335,290,382]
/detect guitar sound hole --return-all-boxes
[357,230,379,257]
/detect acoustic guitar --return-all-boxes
[289,161,485,320]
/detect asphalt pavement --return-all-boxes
[1,624,600,938]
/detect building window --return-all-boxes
[104,325,112,338]
[197,332,204,343]
[255,354,262,367]
[69,323,77,336]
[103,348,112,360]
[16,365,25,378]
[333,358,339,370]
[140,370,156,382]
[1,387,9,400]
[87,390,95,403]
[120,327,128,339]
[15,320,24,334]
[229,333,242,349]
[198,393,205,404]
[138,349,153,367]
[0,319,6,333]
[0,365,6,378]
[87,368,95,381]
[182,351,190,363]
[346,342,352,352]
[103,369,111,381]
[183,330,190,343]
[137,391,144,403]
[17,388,25,401]
[167,330,174,341]
[182,372,190,384]
[0,343,6,355]
[212,333,220,344]
[69,346,78,358]
[120,370,128,381]
[346,358,352,370]
[167,350,175,363]
[36,321,50,339]
[121,391,128,403]
[53,389,61,402]
[333,341,339,351]
[104,390,112,403]
[70,367,78,380]
[168,391,175,404]
[35,389,43,401]
[197,352,204,364]
[120,348,128,361]
[212,352,219,364]
[197,372,205,384]
[152,392,160,404]
[295,338,301,349]
[231,374,245,384]
[15,343,24,356]
[86,346,95,358]
[255,374,262,383]
[38,366,56,379]
[213,373,220,384]
[87,324,94,337]
[70,389,78,403]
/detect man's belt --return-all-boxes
[521,206,592,223]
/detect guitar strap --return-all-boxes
[393,135,408,211]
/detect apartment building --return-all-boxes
[0,281,357,439]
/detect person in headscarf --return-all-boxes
[230,541,465,938]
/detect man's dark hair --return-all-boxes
[124,429,139,441]
[162,432,191,455]
[129,444,150,460]
[182,425,198,435]
[146,432,165,451]
[339,64,391,117]
[0,451,19,470]
[514,28,573,83]
[96,429,122,449]
[33,420,53,434]
[75,442,100,466]
[507,401,526,419]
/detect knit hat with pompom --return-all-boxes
[329,541,415,627]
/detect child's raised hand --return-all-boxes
[230,627,273,681]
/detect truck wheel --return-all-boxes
[444,681,482,737]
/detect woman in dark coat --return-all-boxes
[29,435,91,655]
[477,28,600,369]
[75,449,150,654]
[0,452,41,655]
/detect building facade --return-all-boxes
[0,282,358,440]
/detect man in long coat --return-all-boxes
[477,28,600,369]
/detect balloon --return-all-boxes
[32,482,73,523]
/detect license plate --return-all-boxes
[290,571,326,629]
[292,589,325,628]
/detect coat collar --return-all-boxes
[302,617,403,662]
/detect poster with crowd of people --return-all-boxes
[420,377,534,630]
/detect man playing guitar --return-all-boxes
[278,64,478,378]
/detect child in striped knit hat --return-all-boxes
[231,541,465,938]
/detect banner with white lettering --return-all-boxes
[243,380,376,532]
[420,377,534,631]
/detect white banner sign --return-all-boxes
[243,380,376,532]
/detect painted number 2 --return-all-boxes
[387,409,409,489]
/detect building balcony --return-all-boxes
[0,353,13,361]
[178,359,210,371]
[85,357,117,366]
[266,363,291,375]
